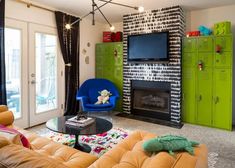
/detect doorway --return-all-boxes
[5,18,64,128]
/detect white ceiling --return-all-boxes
[31,0,235,23]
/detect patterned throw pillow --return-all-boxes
[0,125,31,149]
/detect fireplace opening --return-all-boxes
[131,80,171,121]
[133,89,170,113]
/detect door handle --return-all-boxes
[197,95,202,101]
[31,80,36,84]
[214,96,219,104]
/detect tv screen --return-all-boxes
[128,32,169,62]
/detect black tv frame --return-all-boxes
[127,31,169,63]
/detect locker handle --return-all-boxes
[214,96,219,104]
[182,93,185,101]
[197,95,202,101]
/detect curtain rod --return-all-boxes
[15,0,55,12]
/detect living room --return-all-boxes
[0,0,235,167]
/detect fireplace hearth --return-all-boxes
[131,80,171,121]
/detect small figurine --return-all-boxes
[95,89,112,104]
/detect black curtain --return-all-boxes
[55,11,80,115]
[0,0,6,105]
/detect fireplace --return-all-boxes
[131,80,171,121]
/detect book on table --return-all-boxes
[65,116,95,127]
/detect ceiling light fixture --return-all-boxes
[65,0,144,31]
[138,6,145,13]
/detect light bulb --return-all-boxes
[110,25,115,31]
[65,24,71,30]
[138,6,144,13]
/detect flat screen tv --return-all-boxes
[127,32,169,62]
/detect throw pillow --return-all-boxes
[0,125,31,149]
[142,135,199,155]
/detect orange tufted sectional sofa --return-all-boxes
[0,105,208,168]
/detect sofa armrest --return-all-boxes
[0,105,8,113]
[0,111,14,126]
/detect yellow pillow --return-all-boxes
[0,131,23,146]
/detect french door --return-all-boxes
[5,19,64,128]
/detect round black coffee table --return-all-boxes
[46,116,113,153]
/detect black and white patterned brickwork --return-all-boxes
[122,6,185,124]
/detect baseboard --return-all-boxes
[116,112,183,129]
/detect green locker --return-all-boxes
[214,52,232,68]
[196,67,213,126]
[213,69,232,130]
[95,42,123,112]
[182,67,196,123]
[198,52,213,67]
[198,36,213,52]
[182,52,197,67]
[215,36,233,52]
[182,35,233,130]
[183,38,197,52]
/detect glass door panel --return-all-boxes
[35,33,58,113]
[5,18,28,128]
[5,28,21,119]
[29,23,63,126]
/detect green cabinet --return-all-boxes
[198,36,213,52]
[183,38,197,52]
[213,69,232,129]
[182,67,196,123]
[198,52,213,67]
[215,36,233,52]
[182,35,233,130]
[214,52,232,68]
[197,67,213,126]
[95,42,123,112]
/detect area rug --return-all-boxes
[36,128,218,167]
[208,152,219,168]
[36,127,129,157]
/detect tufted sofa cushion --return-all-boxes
[0,144,69,168]
[89,130,208,168]
[15,128,98,168]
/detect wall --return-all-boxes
[6,0,103,86]
[80,19,103,84]
[122,6,185,124]
[188,5,235,124]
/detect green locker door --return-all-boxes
[114,43,123,112]
[198,52,213,67]
[215,36,233,52]
[183,38,197,52]
[182,67,196,123]
[182,52,197,67]
[103,44,114,66]
[214,52,232,68]
[95,42,123,112]
[95,44,104,78]
[198,36,213,52]
[213,69,232,130]
[197,67,213,126]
